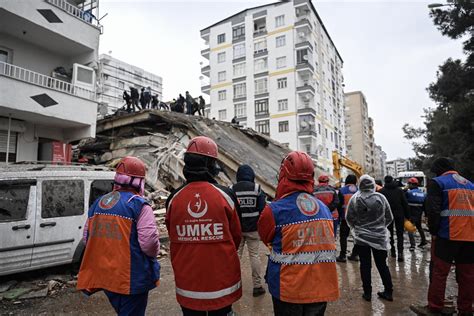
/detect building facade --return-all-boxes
[97,54,163,113]
[0,0,101,163]
[386,158,412,177]
[200,0,345,173]
[373,144,387,180]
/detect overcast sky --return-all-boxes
[98,0,465,160]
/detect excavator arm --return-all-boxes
[332,151,363,181]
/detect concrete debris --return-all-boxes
[47,280,61,293]
[45,275,72,282]
[0,281,18,293]
[1,288,32,300]
[18,287,48,300]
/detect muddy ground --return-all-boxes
[0,236,458,315]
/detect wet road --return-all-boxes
[1,237,458,315]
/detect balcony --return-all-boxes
[253,18,267,38]
[201,84,210,95]
[296,60,314,74]
[295,17,312,34]
[253,28,267,37]
[201,65,210,77]
[201,48,210,59]
[297,105,316,115]
[296,80,316,95]
[45,0,102,29]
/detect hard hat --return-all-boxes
[408,177,419,185]
[116,156,146,178]
[318,174,329,183]
[185,136,218,159]
[404,219,417,233]
[279,151,314,181]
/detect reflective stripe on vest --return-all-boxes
[408,203,423,207]
[440,210,474,217]
[176,281,241,299]
[241,211,260,218]
[269,249,336,265]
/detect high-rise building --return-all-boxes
[373,144,387,180]
[200,0,345,173]
[386,158,412,177]
[344,91,374,172]
[97,54,163,114]
[0,0,101,163]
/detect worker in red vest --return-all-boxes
[411,158,474,316]
[166,136,242,316]
[77,156,160,316]
[258,151,339,315]
[313,174,340,236]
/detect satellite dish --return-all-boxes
[303,55,308,60]
[199,76,204,80]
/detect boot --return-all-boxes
[398,253,404,262]
[252,287,266,297]
[348,253,359,261]
[377,291,393,301]
[390,248,396,258]
[409,304,454,316]
[362,292,371,302]
[418,241,428,248]
[336,254,347,262]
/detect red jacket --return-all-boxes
[166,181,242,311]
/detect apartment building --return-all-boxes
[200,0,345,173]
[344,91,375,172]
[373,144,387,180]
[386,158,412,177]
[97,54,163,113]
[0,0,101,163]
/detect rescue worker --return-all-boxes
[77,156,160,316]
[406,177,427,251]
[313,174,340,235]
[166,136,242,316]
[337,175,359,262]
[346,175,394,302]
[258,151,339,315]
[380,175,410,262]
[231,164,267,297]
[411,158,474,316]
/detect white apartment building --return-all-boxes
[98,54,163,113]
[0,0,101,162]
[386,158,412,177]
[200,0,345,173]
[373,144,387,180]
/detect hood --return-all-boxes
[359,174,375,193]
[183,153,218,183]
[113,173,144,196]
[236,164,255,182]
[275,177,314,200]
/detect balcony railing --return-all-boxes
[45,0,101,29]
[0,62,96,101]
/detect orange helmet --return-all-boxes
[408,177,419,185]
[279,151,314,181]
[115,156,146,178]
[318,174,329,183]
[186,136,218,159]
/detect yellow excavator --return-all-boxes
[332,151,363,182]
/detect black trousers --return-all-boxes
[339,220,358,257]
[408,214,426,246]
[272,297,327,316]
[181,305,232,316]
[388,216,405,253]
[356,245,393,295]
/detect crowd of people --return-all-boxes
[75,137,473,316]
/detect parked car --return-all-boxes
[0,163,115,276]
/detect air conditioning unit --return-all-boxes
[298,32,306,38]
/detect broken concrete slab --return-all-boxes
[0,280,18,293]
[45,275,71,283]
[2,288,32,300]
[47,280,61,292]
[19,287,48,299]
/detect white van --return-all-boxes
[397,171,427,191]
[0,164,115,276]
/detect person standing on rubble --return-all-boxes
[258,151,339,315]
[130,87,140,111]
[346,175,394,302]
[313,174,340,236]
[185,91,195,115]
[337,175,359,262]
[231,164,267,297]
[166,136,242,316]
[406,177,427,251]
[411,158,474,316]
[77,156,160,316]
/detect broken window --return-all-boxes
[42,180,84,218]
[0,180,34,222]
[89,180,114,207]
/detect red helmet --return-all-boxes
[115,156,146,178]
[318,174,329,183]
[186,136,218,158]
[279,151,314,181]
[408,177,419,185]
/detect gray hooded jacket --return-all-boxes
[346,175,394,250]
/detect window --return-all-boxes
[0,180,35,222]
[255,99,269,115]
[218,109,227,120]
[318,123,322,134]
[254,57,268,72]
[275,15,285,28]
[217,52,226,63]
[254,78,268,94]
[297,49,309,64]
[278,99,288,111]
[233,62,246,77]
[234,103,246,118]
[276,56,286,69]
[233,82,246,98]
[218,71,226,82]
[233,25,245,40]
[256,120,270,135]
[233,43,245,59]
[277,77,287,89]
[276,35,286,47]
[118,80,125,90]
[325,128,328,139]
[42,180,84,218]
[0,50,9,63]
[279,121,289,133]
[89,180,114,207]
[254,40,267,54]
[217,33,226,44]
[330,132,334,142]
[218,90,226,101]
